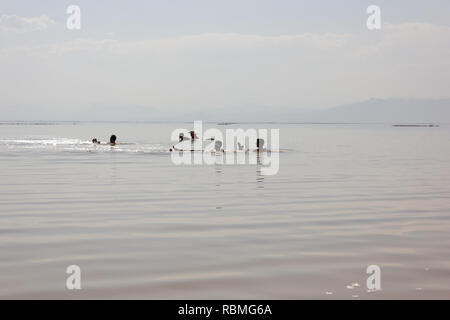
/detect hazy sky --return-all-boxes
[1,0,450,120]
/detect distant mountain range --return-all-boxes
[306,98,450,123]
[177,98,450,123]
[3,98,450,123]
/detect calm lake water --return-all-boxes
[0,122,449,299]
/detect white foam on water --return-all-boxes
[0,137,170,154]
[0,137,88,146]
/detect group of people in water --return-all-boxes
[91,135,117,146]
[91,132,267,152]
[178,131,199,142]
[170,130,266,153]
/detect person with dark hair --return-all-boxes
[110,135,117,146]
[214,140,223,152]
[256,138,265,152]
[190,131,198,140]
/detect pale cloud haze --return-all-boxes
[0,14,55,33]
[0,1,449,121]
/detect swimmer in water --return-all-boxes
[92,138,100,144]
[190,131,199,140]
[214,140,223,152]
[110,135,117,146]
[256,138,266,152]
[179,132,203,142]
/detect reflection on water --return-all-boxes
[0,123,450,299]
[256,154,265,188]
[215,164,222,210]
